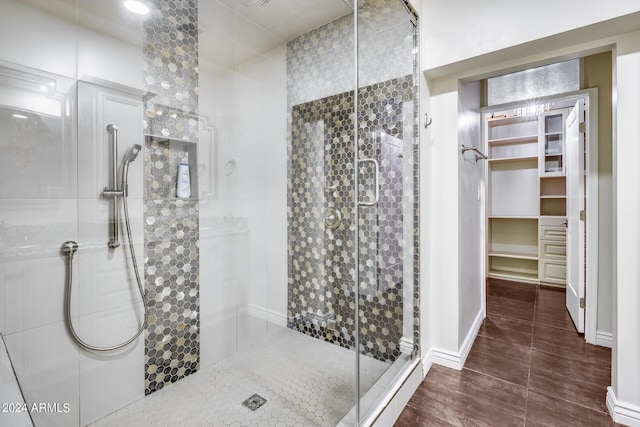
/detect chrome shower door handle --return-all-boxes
[358,158,380,206]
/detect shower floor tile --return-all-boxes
[90,327,389,427]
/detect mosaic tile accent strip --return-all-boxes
[286,6,413,108]
[142,0,200,395]
[144,198,200,395]
[143,0,199,141]
[287,76,414,363]
[358,0,414,29]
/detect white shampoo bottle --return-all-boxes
[176,163,191,198]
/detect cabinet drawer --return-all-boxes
[540,225,566,241]
[540,216,567,227]
[540,240,566,260]
[539,259,566,285]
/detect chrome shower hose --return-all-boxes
[61,193,148,352]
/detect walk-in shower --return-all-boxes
[0,0,420,425]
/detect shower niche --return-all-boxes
[144,135,199,200]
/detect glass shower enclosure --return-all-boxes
[0,0,419,425]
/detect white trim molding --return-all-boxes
[432,309,483,370]
[421,348,433,378]
[596,331,613,348]
[245,304,287,328]
[607,387,640,427]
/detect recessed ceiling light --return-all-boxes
[124,0,149,15]
[12,114,28,119]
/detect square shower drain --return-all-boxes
[242,394,267,411]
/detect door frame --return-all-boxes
[480,88,599,344]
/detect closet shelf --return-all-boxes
[488,216,539,220]
[489,155,538,164]
[489,251,538,261]
[488,135,538,145]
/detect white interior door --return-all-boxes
[565,100,586,333]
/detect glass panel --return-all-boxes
[284,2,359,425]
[356,0,419,422]
[0,1,80,426]
[487,59,580,105]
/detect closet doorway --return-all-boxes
[481,78,604,342]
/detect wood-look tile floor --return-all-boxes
[395,278,617,426]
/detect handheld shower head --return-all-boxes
[121,144,142,196]
[123,144,142,164]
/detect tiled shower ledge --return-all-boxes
[92,327,389,427]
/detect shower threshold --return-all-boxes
[91,327,390,426]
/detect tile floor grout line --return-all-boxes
[528,346,612,367]
[526,386,612,416]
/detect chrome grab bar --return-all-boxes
[460,144,488,162]
[358,158,380,206]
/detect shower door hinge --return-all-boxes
[580,297,585,309]
[580,210,586,221]
[579,122,586,133]
[411,348,419,361]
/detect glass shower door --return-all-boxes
[355,0,419,422]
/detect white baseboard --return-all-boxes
[421,348,433,378]
[432,347,464,370]
[607,386,640,427]
[596,331,613,348]
[245,304,287,328]
[432,309,484,370]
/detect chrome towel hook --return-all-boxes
[424,113,432,128]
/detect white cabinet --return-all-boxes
[538,217,567,286]
[539,111,567,177]
[538,110,568,286]
[539,258,567,285]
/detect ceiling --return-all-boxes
[24,0,353,70]
[200,0,352,69]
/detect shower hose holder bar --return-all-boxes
[103,124,122,248]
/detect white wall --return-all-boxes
[424,83,461,364]
[0,1,77,78]
[611,30,640,424]
[0,3,147,425]
[457,81,484,347]
[422,0,640,71]
[198,45,288,367]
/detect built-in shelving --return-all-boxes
[485,111,540,284]
[485,107,570,287]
